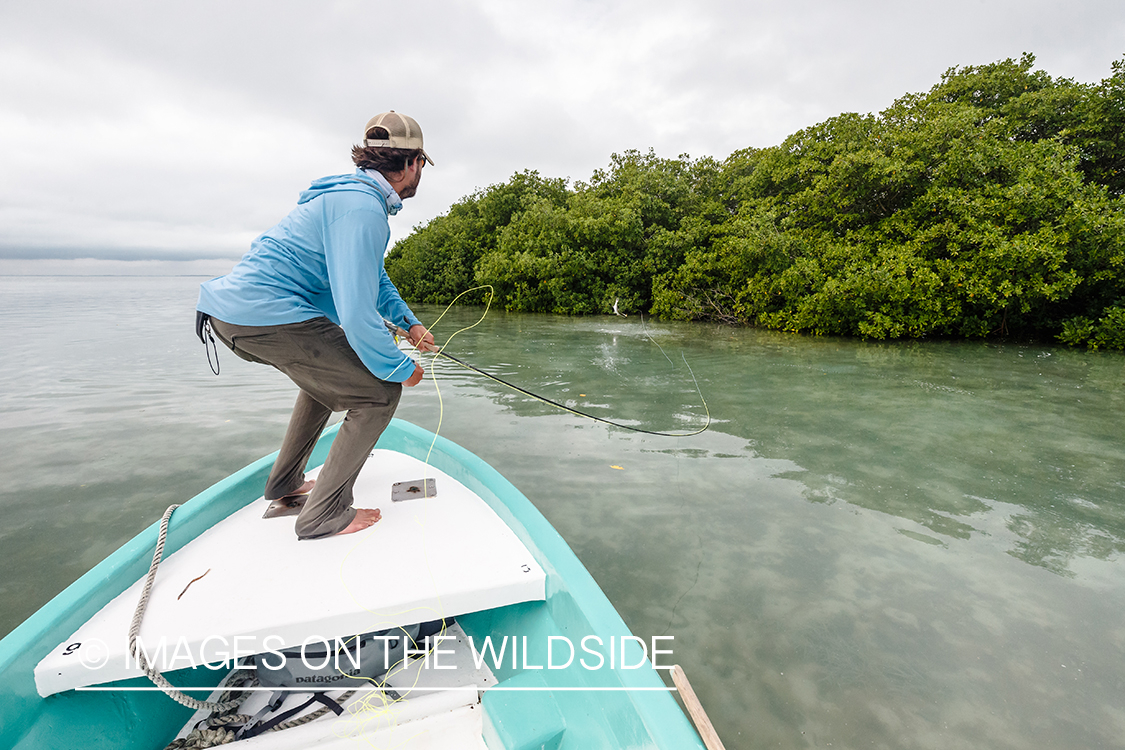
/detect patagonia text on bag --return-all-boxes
[253,624,421,688]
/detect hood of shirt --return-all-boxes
[296,169,403,215]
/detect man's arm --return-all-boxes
[376,253,438,352]
[323,207,420,383]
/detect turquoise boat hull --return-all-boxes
[0,419,705,749]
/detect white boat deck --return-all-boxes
[35,449,545,698]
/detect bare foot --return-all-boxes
[337,508,382,536]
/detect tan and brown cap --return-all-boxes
[362,111,434,166]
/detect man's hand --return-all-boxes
[404,361,424,387]
[408,324,438,352]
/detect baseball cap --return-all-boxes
[362,111,434,166]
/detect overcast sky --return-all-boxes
[1,0,1121,269]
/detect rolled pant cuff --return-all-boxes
[296,506,357,540]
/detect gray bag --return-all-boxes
[253,624,421,688]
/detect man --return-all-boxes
[196,111,437,540]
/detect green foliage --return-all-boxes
[385,171,568,305]
[390,149,723,316]
[386,55,1125,349]
[1059,305,1125,350]
[1069,59,1125,196]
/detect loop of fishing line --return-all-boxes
[393,287,710,438]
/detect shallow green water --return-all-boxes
[2,275,1123,748]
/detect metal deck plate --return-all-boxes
[391,478,436,502]
[262,495,308,519]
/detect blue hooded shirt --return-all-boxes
[197,169,422,383]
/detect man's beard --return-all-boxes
[398,169,422,199]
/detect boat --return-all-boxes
[0,418,719,748]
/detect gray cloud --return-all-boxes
[1,0,1122,260]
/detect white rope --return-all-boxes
[128,504,248,713]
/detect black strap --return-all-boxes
[195,311,220,375]
[230,690,287,739]
[239,692,345,739]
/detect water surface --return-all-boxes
[1,275,1123,749]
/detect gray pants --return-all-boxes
[210,317,402,539]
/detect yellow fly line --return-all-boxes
[390,286,711,438]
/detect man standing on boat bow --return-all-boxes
[196,111,437,540]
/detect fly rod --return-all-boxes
[385,321,709,438]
